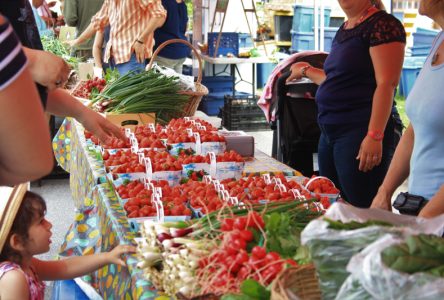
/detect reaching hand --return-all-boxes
[133,40,146,63]
[77,108,127,144]
[286,62,311,83]
[356,135,383,172]
[64,38,79,49]
[370,189,392,211]
[27,49,70,90]
[106,244,137,266]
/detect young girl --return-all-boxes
[0,184,136,300]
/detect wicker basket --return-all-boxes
[271,264,322,300]
[147,39,208,118]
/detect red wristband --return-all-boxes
[367,130,384,141]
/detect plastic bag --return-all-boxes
[300,203,444,300]
[152,63,195,91]
[336,234,444,300]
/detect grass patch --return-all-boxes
[395,94,409,128]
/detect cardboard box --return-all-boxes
[218,130,255,157]
[105,113,156,130]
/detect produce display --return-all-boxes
[72,77,107,99]
[47,27,444,300]
[136,202,322,298]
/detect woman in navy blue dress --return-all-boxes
[287,0,406,207]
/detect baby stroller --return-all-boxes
[262,52,328,176]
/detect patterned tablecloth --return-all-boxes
[53,117,298,299]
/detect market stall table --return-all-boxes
[201,54,271,98]
[53,117,300,299]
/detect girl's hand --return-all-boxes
[356,135,383,172]
[106,244,137,266]
[286,62,311,83]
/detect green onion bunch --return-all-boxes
[92,69,189,121]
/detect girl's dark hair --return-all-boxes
[0,191,46,264]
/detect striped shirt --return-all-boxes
[91,0,166,64]
[0,20,27,91]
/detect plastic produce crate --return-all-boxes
[201,76,234,93]
[222,95,270,131]
[199,91,250,116]
[412,30,439,46]
[399,56,427,97]
[292,4,331,32]
[239,33,254,48]
[290,27,338,53]
[290,31,314,52]
[257,63,277,88]
[208,32,239,57]
[411,45,431,56]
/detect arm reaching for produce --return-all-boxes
[65,22,97,49]
[23,47,70,90]
[32,244,136,281]
[46,89,126,143]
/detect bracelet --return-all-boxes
[367,130,384,141]
[301,65,312,78]
[136,39,144,45]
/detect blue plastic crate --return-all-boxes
[257,63,277,88]
[400,66,422,97]
[290,31,315,52]
[239,33,254,48]
[323,27,338,52]
[201,76,234,93]
[199,91,250,116]
[404,56,427,67]
[393,11,403,22]
[290,28,338,53]
[208,32,239,57]
[292,4,331,32]
[413,31,438,46]
[416,27,440,34]
[411,45,431,56]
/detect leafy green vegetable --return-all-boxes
[221,280,270,300]
[324,218,393,230]
[264,212,301,258]
[381,234,444,277]
[240,279,270,300]
[304,218,399,299]
[40,35,80,69]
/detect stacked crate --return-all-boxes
[198,76,234,116]
[221,95,269,131]
[290,4,338,53]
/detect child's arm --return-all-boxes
[0,269,30,299]
[31,244,136,281]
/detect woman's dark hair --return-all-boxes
[0,191,46,264]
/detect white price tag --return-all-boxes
[144,157,153,180]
